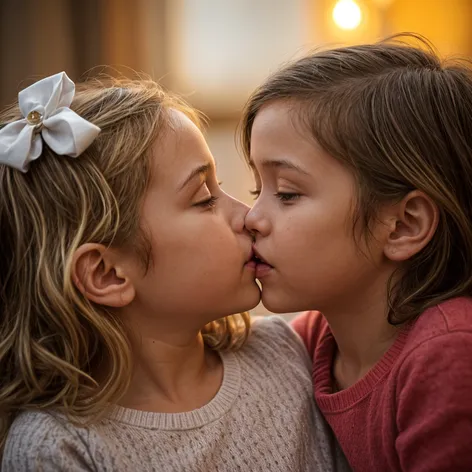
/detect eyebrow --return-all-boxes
[178,163,212,191]
[249,158,309,176]
[179,163,211,191]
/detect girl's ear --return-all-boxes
[72,243,135,307]
[383,190,439,262]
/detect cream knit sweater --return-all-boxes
[3,317,350,471]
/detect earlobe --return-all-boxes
[72,243,135,307]
[384,190,439,262]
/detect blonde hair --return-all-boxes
[241,33,472,324]
[0,76,250,454]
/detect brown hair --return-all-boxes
[0,76,250,454]
[241,33,472,325]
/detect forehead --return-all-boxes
[162,109,204,156]
[250,102,317,161]
[149,109,214,182]
[249,101,357,184]
[250,101,314,149]
[252,101,295,134]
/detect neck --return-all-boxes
[118,318,223,413]
[325,274,400,388]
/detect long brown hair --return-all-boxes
[0,76,249,454]
[241,33,472,324]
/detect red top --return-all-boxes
[292,297,472,472]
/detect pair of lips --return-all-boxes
[251,247,272,267]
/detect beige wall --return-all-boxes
[389,0,472,56]
[307,0,472,55]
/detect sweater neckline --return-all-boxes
[314,321,413,412]
[107,351,241,430]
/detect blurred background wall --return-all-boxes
[1,0,471,315]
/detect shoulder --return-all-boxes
[3,410,115,471]
[393,299,472,471]
[396,297,472,390]
[249,315,304,349]
[406,296,472,347]
[399,296,472,361]
[245,316,311,368]
[291,311,329,356]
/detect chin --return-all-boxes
[234,283,261,312]
[260,290,304,314]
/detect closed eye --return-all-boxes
[249,189,260,200]
[194,195,219,209]
[275,192,300,203]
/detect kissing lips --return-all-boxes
[245,248,257,271]
[252,246,274,279]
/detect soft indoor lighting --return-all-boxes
[332,0,362,30]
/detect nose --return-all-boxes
[226,193,250,234]
[244,201,271,237]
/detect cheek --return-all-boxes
[276,206,356,265]
[150,220,242,272]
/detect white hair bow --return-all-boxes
[0,72,100,172]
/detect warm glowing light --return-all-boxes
[332,0,362,30]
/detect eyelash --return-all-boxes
[249,189,260,200]
[276,192,300,202]
[195,195,219,209]
[249,189,300,203]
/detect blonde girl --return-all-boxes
[0,73,345,471]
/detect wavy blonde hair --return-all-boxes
[0,76,250,454]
